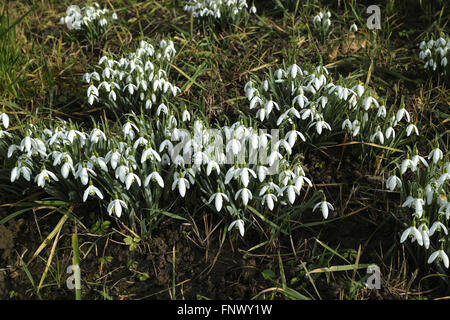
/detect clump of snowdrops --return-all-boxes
[386,144,449,269]
[60,3,118,40]
[83,39,179,116]
[243,63,420,162]
[419,35,449,76]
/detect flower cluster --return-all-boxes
[388,146,449,268]
[183,0,253,20]
[419,35,449,75]
[83,39,180,114]
[60,3,118,33]
[243,63,418,152]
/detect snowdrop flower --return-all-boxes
[370,127,384,144]
[61,160,75,179]
[418,223,430,249]
[428,249,449,268]
[309,118,331,135]
[351,120,361,136]
[396,107,410,123]
[172,171,189,197]
[11,162,32,182]
[208,188,229,212]
[313,198,334,219]
[141,147,161,163]
[89,127,107,144]
[125,170,141,190]
[122,122,139,140]
[429,147,443,164]
[74,163,96,186]
[401,157,415,174]
[105,148,121,169]
[182,107,191,122]
[385,126,395,140]
[402,196,425,218]
[34,167,59,188]
[342,118,352,131]
[377,105,387,118]
[235,187,252,206]
[411,153,429,170]
[205,159,219,176]
[400,224,423,246]
[349,23,358,32]
[107,198,127,218]
[386,174,402,191]
[115,163,129,183]
[439,202,450,219]
[0,111,9,129]
[406,124,419,136]
[144,169,164,188]
[261,191,277,211]
[249,5,257,14]
[285,125,306,147]
[228,219,245,237]
[362,97,379,110]
[280,183,299,204]
[83,181,103,202]
[133,135,149,150]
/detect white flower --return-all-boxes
[83,183,103,202]
[239,166,256,187]
[428,148,443,164]
[208,191,229,212]
[401,158,414,174]
[141,147,161,163]
[386,175,402,191]
[285,128,305,148]
[122,122,139,140]
[349,23,358,32]
[34,168,58,188]
[342,118,352,131]
[385,126,395,140]
[428,250,449,268]
[261,192,277,211]
[429,221,448,237]
[235,187,252,206]
[182,108,191,122]
[257,165,269,182]
[89,128,107,143]
[400,225,423,246]
[107,198,127,217]
[11,164,32,182]
[228,219,245,237]
[396,107,410,122]
[249,5,257,14]
[370,129,384,144]
[105,149,121,169]
[418,224,430,249]
[144,170,164,188]
[74,164,96,186]
[280,184,300,204]
[402,196,425,218]
[313,199,334,219]
[115,164,129,183]
[172,171,189,197]
[425,183,434,205]
[411,154,429,170]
